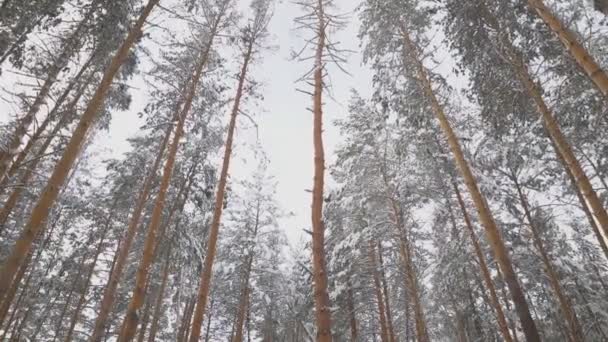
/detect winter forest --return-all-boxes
[2,0,608,341]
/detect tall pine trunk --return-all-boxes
[527,0,608,97]
[89,114,172,341]
[308,1,333,340]
[399,26,541,342]
[188,29,253,342]
[0,0,160,303]
[117,17,221,339]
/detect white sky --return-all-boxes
[100,0,373,246]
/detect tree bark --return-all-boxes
[399,26,541,342]
[0,0,160,304]
[307,1,334,341]
[187,21,252,342]
[527,0,608,97]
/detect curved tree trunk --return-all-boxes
[0,0,160,304]
[399,26,541,342]
[527,0,608,97]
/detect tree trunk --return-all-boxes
[0,52,96,195]
[187,24,252,342]
[484,2,608,258]
[307,1,334,341]
[527,0,608,97]
[0,0,160,304]
[233,254,254,342]
[551,138,608,261]
[177,297,195,342]
[119,11,222,341]
[90,88,177,341]
[452,181,514,342]
[136,288,153,342]
[398,236,429,342]
[233,199,260,342]
[377,242,397,342]
[147,252,171,342]
[399,26,541,342]
[512,178,584,342]
[0,0,99,180]
[64,220,114,342]
[0,72,91,232]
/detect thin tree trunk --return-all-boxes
[0,1,98,179]
[369,241,390,342]
[527,0,608,97]
[177,297,195,342]
[118,13,222,341]
[233,198,260,342]
[233,254,254,342]
[0,52,96,193]
[202,298,214,342]
[377,242,397,342]
[0,0,160,304]
[90,88,177,341]
[64,220,114,342]
[307,1,333,340]
[0,72,91,232]
[399,26,541,342]
[147,252,171,342]
[552,139,608,261]
[188,21,252,342]
[512,178,584,341]
[136,288,153,342]
[452,181,514,342]
[484,2,608,256]
[398,235,429,342]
